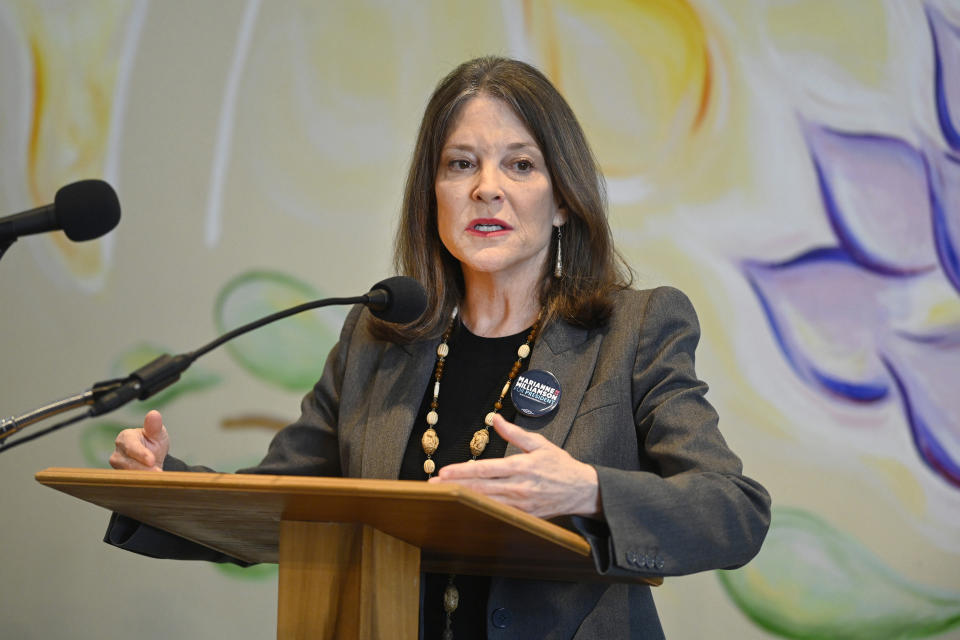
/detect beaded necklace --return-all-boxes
[420,308,542,477]
[420,308,543,638]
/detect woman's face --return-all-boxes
[435,95,566,287]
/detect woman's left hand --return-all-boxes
[429,414,602,519]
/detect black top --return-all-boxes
[399,320,533,640]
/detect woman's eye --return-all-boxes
[514,160,533,171]
[450,159,472,170]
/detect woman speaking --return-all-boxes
[108,56,771,639]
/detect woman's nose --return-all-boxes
[472,165,503,202]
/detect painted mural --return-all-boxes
[1,1,958,638]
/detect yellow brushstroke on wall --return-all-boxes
[520,0,746,208]
[922,297,960,330]
[860,455,926,518]
[26,38,45,202]
[525,0,711,170]
[694,43,710,130]
[13,0,132,281]
[764,0,889,88]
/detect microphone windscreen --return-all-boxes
[368,276,428,323]
[55,180,121,241]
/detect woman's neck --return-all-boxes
[459,271,541,337]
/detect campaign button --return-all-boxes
[511,369,561,417]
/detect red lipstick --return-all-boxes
[466,218,512,237]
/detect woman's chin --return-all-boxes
[459,257,545,283]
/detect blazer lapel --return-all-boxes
[360,338,436,479]
[357,319,600,475]
[508,320,600,454]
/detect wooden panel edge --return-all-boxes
[36,467,591,557]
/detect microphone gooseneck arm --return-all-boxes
[0,390,93,442]
[89,295,368,416]
[0,379,125,443]
[0,298,365,447]
[0,285,410,452]
[190,296,367,361]
[0,411,92,454]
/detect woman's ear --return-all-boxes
[553,201,568,227]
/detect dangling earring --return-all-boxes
[554,225,563,278]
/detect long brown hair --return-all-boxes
[374,56,632,342]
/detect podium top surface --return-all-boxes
[37,467,660,584]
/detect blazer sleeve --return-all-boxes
[102,304,365,561]
[572,286,771,579]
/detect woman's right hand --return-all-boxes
[109,409,170,472]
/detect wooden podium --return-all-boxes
[37,467,660,639]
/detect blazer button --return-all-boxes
[655,556,665,570]
[645,555,656,569]
[626,551,639,566]
[491,607,512,629]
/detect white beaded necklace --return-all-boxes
[419,308,542,477]
[420,308,543,638]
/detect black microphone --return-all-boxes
[365,276,429,323]
[0,179,120,242]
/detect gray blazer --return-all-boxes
[112,286,770,639]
